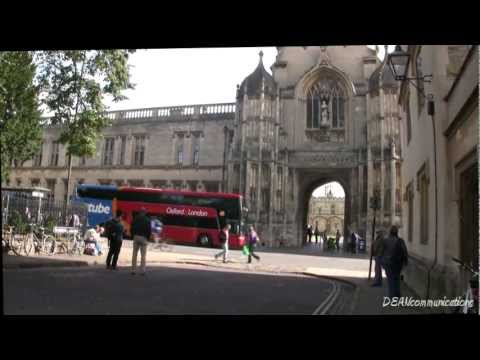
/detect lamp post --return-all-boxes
[368,187,381,281]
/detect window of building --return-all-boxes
[306,79,346,129]
[176,135,184,166]
[405,88,412,144]
[50,142,59,166]
[261,189,269,210]
[133,135,146,166]
[33,142,43,167]
[46,179,56,200]
[79,156,86,166]
[31,178,40,187]
[192,134,200,166]
[318,207,322,215]
[417,163,429,244]
[103,137,115,166]
[406,181,414,243]
[331,204,336,215]
[119,136,126,165]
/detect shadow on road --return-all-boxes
[3,254,89,269]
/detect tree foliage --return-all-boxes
[0,51,42,183]
[36,50,135,158]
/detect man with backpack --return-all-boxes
[380,225,408,298]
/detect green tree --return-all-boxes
[36,50,135,206]
[0,52,42,183]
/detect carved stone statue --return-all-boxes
[320,100,329,127]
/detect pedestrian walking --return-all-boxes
[380,226,408,297]
[314,225,320,244]
[246,225,261,263]
[306,224,313,243]
[371,229,385,287]
[214,224,230,263]
[105,210,124,270]
[335,230,341,251]
[350,231,357,254]
[151,216,163,248]
[131,208,152,275]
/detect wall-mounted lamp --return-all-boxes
[387,45,435,115]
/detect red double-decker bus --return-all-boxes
[113,187,246,249]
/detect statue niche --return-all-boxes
[305,76,346,143]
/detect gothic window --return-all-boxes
[331,204,335,215]
[103,137,115,166]
[306,79,346,130]
[31,178,40,187]
[133,135,146,166]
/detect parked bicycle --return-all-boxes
[2,226,24,256]
[24,224,56,256]
[452,257,479,314]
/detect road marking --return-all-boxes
[312,280,341,315]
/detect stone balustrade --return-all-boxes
[42,103,236,126]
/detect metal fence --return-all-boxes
[1,189,88,235]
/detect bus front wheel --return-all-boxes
[197,234,212,248]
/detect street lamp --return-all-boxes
[368,188,381,281]
[387,45,434,116]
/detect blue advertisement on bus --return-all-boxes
[72,184,116,227]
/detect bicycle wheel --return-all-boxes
[23,233,35,256]
[10,234,24,256]
[42,235,56,255]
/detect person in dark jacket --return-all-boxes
[246,225,260,263]
[105,210,125,270]
[371,229,385,287]
[131,208,152,275]
[381,225,408,297]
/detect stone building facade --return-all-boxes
[226,46,403,247]
[397,45,478,300]
[307,191,345,236]
[5,103,236,201]
[6,46,404,248]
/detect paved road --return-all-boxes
[124,240,371,272]
[3,264,350,315]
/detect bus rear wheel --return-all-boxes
[197,234,212,248]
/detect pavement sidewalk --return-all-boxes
[3,247,439,315]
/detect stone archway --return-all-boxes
[295,169,351,247]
